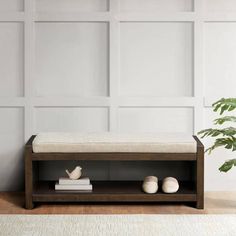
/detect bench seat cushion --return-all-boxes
[32,132,197,153]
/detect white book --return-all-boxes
[59,177,90,185]
[55,182,93,191]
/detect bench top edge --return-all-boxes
[26,135,203,149]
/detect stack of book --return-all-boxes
[55,177,92,191]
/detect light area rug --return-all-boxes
[0,215,236,236]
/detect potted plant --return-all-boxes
[198,98,236,172]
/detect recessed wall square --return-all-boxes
[36,0,108,12]
[119,0,193,12]
[206,0,236,12]
[35,22,109,97]
[0,23,24,97]
[0,108,24,190]
[118,107,193,133]
[34,107,109,132]
[120,22,193,97]
[205,22,236,97]
[0,0,23,11]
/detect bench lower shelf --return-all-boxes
[32,181,197,202]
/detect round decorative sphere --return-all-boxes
[162,177,179,193]
[142,176,158,194]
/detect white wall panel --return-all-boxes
[36,0,108,12]
[120,22,193,97]
[0,108,24,191]
[35,107,109,133]
[206,0,236,12]
[119,0,193,12]
[0,0,23,11]
[0,23,23,97]
[205,23,236,97]
[35,22,108,97]
[0,0,236,191]
[118,107,193,133]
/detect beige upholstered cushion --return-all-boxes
[32,132,197,153]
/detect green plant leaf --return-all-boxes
[205,136,236,154]
[214,116,236,125]
[197,127,236,139]
[212,98,236,115]
[219,159,236,172]
[199,97,236,172]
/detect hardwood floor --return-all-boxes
[0,192,235,214]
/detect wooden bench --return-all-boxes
[25,134,204,209]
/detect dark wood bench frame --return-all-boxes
[25,135,204,209]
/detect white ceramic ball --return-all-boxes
[162,177,179,193]
[142,176,158,194]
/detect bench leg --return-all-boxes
[25,197,34,210]
[196,142,204,210]
[196,199,204,209]
[25,147,34,210]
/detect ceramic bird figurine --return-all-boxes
[65,166,82,180]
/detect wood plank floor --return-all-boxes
[0,192,235,214]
